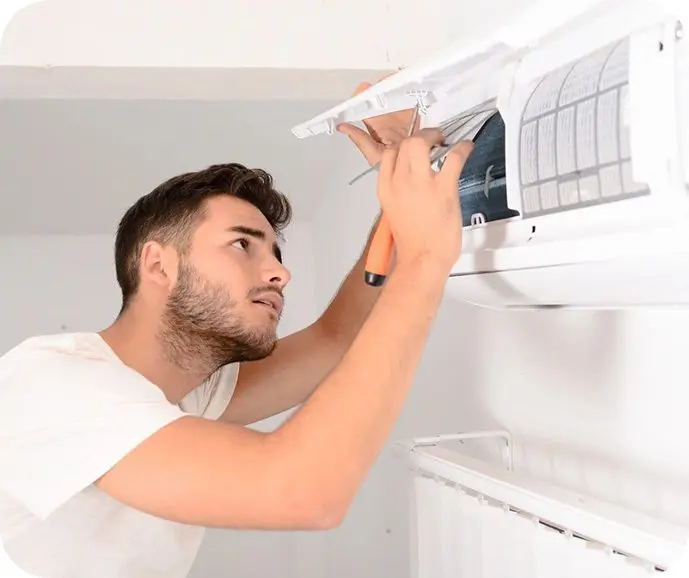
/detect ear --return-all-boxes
[140,241,178,291]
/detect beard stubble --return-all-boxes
[158,260,279,375]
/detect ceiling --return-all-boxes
[0,0,548,237]
[0,97,364,235]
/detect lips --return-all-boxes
[252,292,283,315]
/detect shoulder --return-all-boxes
[0,333,188,521]
[0,332,169,406]
[2,331,118,369]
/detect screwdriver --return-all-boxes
[364,105,420,286]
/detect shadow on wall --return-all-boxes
[395,294,500,440]
[470,305,626,430]
[393,293,626,443]
[458,301,689,528]
[499,307,624,377]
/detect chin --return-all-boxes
[247,325,279,355]
[214,315,279,362]
[239,337,278,362]
[261,331,279,353]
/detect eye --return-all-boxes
[231,238,250,251]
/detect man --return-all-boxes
[0,80,473,578]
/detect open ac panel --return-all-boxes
[292,0,689,309]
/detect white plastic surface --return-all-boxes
[290,0,675,138]
[292,0,689,310]
[444,14,689,309]
[397,434,689,574]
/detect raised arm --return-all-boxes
[222,78,417,427]
[96,130,473,531]
[221,214,384,426]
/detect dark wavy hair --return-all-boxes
[114,163,292,312]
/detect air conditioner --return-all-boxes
[291,0,689,309]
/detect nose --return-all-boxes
[262,257,291,289]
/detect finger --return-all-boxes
[337,123,383,165]
[361,120,387,145]
[400,128,446,174]
[365,126,403,147]
[373,110,421,141]
[394,124,416,142]
[437,140,474,189]
[377,144,399,189]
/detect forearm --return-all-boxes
[270,258,448,521]
[317,213,389,340]
[222,214,390,426]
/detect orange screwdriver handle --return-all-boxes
[364,215,394,286]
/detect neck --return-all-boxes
[99,306,216,405]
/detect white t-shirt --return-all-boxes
[0,332,239,578]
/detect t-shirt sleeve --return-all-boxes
[204,363,240,420]
[0,348,188,521]
[177,362,239,419]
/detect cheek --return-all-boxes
[204,252,253,294]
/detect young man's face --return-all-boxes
[160,195,291,364]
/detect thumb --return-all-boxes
[337,122,383,165]
[438,141,473,187]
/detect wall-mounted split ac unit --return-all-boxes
[291,0,689,309]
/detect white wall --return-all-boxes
[308,159,689,577]
[0,223,327,578]
[1,0,535,71]
[0,235,118,353]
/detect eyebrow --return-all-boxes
[227,225,282,263]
